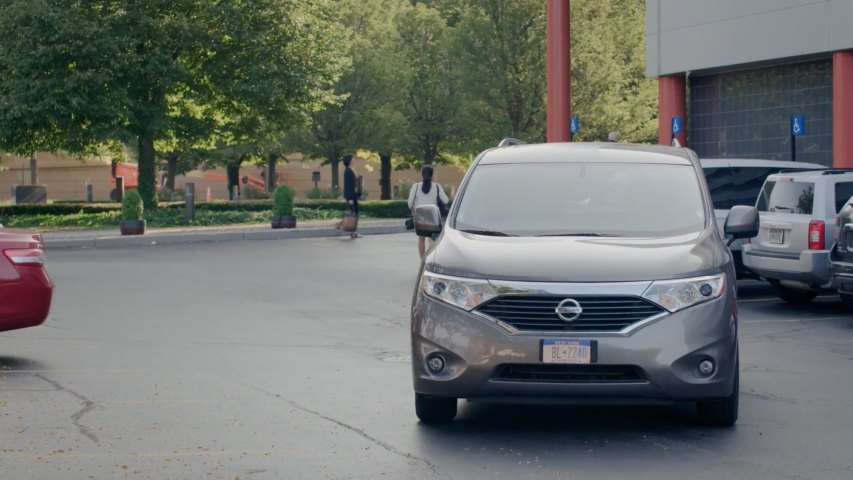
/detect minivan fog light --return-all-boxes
[698,359,715,376]
[426,354,446,374]
[642,274,725,313]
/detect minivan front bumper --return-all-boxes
[411,293,737,403]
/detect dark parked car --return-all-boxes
[0,230,53,333]
[830,195,853,307]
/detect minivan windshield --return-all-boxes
[454,162,707,237]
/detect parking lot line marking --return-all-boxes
[742,315,852,323]
[0,369,148,374]
[0,449,302,461]
[0,400,211,409]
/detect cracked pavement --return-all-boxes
[1,234,852,479]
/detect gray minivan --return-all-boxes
[411,142,758,426]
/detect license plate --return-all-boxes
[768,228,784,244]
[541,339,594,364]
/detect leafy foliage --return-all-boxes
[272,185,295,217]
[121,190,144,221]
[0,0,347,208]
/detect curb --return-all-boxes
[44,223,408,249]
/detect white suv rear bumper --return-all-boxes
[742,244,831,287]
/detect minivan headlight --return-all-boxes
[642,274,725,312]
[421,272,498,310]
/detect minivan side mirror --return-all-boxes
[724,205,759,242]
[414,205,442,236]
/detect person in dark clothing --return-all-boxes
[342,154,360,238]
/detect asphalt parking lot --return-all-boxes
[1,233,852,479]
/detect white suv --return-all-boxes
[743,170,853,303]
[700,159,824,278]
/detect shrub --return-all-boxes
[121,190,144,221]
[306,186,340,199]
[242,185,269,200]
[272,185,294,217]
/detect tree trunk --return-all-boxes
[165,152,178,192]
[138,133,157,209]
[330,156,340,194]
[29,154,38,185]
[380,153,392,200]
[266,152,278,193]
[227,164,240,200]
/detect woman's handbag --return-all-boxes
[341,212,359,232]
[405,217,415,230]
[436,185,449,219]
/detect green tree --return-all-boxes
[395,3,464,166]
[0,0,345,208]
[454,0,546,148]
[570,0,656,143]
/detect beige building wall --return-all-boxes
[0,152,468,202]
[0,153,114,202]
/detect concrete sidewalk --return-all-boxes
[41,219,408,249]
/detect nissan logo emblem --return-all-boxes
[555,299,583,322]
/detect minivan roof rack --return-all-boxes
[497,138,526,147]
[822,169,853,175]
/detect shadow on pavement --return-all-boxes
[0,355,45,372]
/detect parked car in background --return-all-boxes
[829,195,853,307]
[411,142,759,426]
[0,230,53,332]
[700,159,825,278]
[743,170,853,303]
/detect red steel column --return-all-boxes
[546,0,570,142]
[833,51,853,168]
[658,75,687,146]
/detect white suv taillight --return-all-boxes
[3,248,46,265]
[808,220,825,250]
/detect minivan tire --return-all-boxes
[415,394,457,423]
[840,293,853,309]
[696,364,739,427]
[770,281,818,304]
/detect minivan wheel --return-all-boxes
[696,367,739,427]
[770,281,818,304]
[415,393,457,423]
[840,293,853,309]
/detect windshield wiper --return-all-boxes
[536,233,622,237]
[459,229,514,237]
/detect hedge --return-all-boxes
[0,199,411,218]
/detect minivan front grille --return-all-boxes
[475,295,665,332]
[493,364,645,383]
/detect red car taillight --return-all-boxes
[808,220,825,250]
[3,248,46,265]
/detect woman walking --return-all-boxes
[408,166,449,258]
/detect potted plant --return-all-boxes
[119,189,146,235]
[271,185,296,229]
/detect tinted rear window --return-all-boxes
[757,180,814,214]
[703,167,736,210]
[733,167,783,206]
[835,182,853,213]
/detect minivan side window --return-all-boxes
[703,167,736,210]
[733,167,779,206]
[757,180,814,214]
[834,182,853,213]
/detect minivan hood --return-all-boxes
[429,228,720,283]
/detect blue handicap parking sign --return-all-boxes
[671,116,683,135]
[570,116,579,134]
[791,115,805,137]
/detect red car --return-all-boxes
[0,230,53,332]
